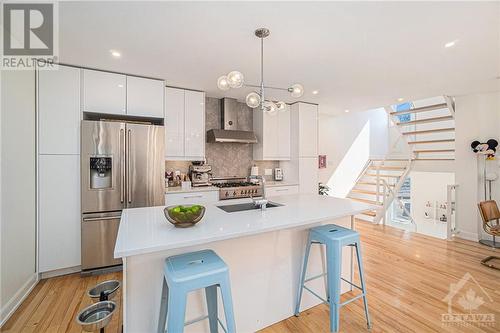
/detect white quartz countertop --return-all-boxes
[114,194,376,258]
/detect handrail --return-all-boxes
[380,177,417,231]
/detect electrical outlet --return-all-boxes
[264,168,273,176]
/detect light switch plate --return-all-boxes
[264,168,273,176]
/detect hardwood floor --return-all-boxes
[2,222,499,332]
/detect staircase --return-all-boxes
[347,96,456,226]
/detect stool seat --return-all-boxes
[165,250,228,283]
[310,224,358,243]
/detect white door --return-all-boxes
[38,65,81,154]
[39,155,81,272]
[82,69,126,115]
[126,76,164,118]
[299,157,318,194]
[263,110,279,158]
[298,103,318,157]
[277,105,291,159]
[184,90,205,160]
[165,87,185,158]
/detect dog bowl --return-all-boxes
[76,301,116,332]
[88,280,121,302]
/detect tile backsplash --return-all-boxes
[166,97,278,179]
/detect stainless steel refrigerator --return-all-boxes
[81,120,165,273]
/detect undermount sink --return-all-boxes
[217,202,283,213]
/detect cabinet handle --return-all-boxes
[120,128,125,203]
[276,189,289,192]
[127,129,132,204]
[83,216,121,222]
[183,195,203,199]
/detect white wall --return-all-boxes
[455,91,500,241]
[318,108,389,196]
[0,70,38,325]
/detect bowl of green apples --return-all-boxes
[164,204,206,228]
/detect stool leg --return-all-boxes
[295,233,312,316]
[205,285,219,333]
[157,278,169,333]
[327,244,342,333]
[355,242,371,329]
[166,289,187,333]
[219,276,236,333]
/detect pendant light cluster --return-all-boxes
[217,28,304,113]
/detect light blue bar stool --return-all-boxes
[157,249,236,333]
[295,224,371,332]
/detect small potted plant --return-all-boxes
[318,182,330,196]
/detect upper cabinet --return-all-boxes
[38,65,81,154]
[82,69,164,118]
[290,102,318,158]
[253,104,291,160]
[165,87,205,160]
[82,69,126,115]
[126,76,164,118]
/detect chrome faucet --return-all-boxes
[251,175,268,210]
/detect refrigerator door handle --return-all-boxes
[127,129,132,204]
[120,128,125,203]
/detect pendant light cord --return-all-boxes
[260,36,265,112]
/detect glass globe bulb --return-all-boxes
[217,75,230,91]
[227,71,244,88]
[276,101,286,111]
[246,92,261,108]
[290,83,304,98]
[264,101,277,114]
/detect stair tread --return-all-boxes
[414,149,455,153]
[357,181,395,186]
[348,197,383,205]
[351,189,379,195]
[361,210,377,217]
[396,115,453,126]
[369,165,406,170]
[408,139,455,144]
[390,103,447,116]
[414,158,455,161]
[365,173,400,178]
[402,127,455,135]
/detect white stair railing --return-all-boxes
[446,184,459,240]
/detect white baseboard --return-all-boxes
[455,230,479,242]
[40,265,81,279]
[0,273,38,327]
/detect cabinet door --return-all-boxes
[277,105,291,159]
[82,69,126,115]
[184,90,205,160]
[299,157,318,194]
[263,110,279,158]
[38,65,81,154]
[126,76,164,118]
[266,185,299,197]
[39,155,81,272]
[165,191,218,206]
[298,103,318,157]
[165,87,185,158]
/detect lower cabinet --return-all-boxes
[39,154,81,272]
[165,190,219,206]
[266,185,299,197]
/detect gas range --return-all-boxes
[211,177,263,200]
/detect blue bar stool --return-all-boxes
[295,224,371,332]
[157,249,236,333]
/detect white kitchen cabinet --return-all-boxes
[299,157,318,194]
[184,90,205,159]
[82,69,126,115]
[126,76,164,118]
[266,185,299,197]
[253,105,291,160]
[165,190,218,206]
[38,65,81,154]
[39,154,81,272]
[165,87,205,160]
[298,103,318,157]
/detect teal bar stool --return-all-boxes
[295,224,371,332]
[157,249,236,333]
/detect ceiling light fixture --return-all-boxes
[397,97,404,102]
[312,90,319,95]
[444,40,458,48]
[344,109,350,113]
[217,28,304,113]
[110,50,121,58]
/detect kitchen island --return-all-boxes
[115,194,375,333]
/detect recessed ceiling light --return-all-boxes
[444,40,458,48]
[312,90,319,95]
[110,50,121,58]
[344,109,349,113]
[397,97,404,102]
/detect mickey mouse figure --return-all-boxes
[471,139,499,159]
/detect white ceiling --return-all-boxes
[59,1,500,114]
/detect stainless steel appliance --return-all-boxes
[81,120,165,273]
[274,168,283,181]
[212,177,263,200]
[189,164,212,187]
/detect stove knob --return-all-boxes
[233,191,236,196]
[225,192,229,197]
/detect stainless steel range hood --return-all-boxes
[206,98,258,144]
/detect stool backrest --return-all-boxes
[478,200,500,223]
